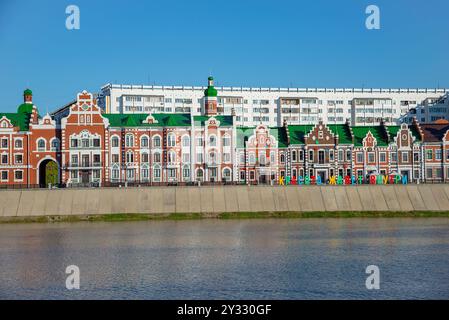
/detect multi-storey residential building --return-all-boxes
[98,78,449,127]
[3,82,449,188]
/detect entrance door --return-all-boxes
[81,170,90,183]
[317,170,326,183]
[401,170,409,182]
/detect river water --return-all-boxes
[0,218,448,299]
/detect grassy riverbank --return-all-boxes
[1,211,449,224]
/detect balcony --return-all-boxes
[67,162,103,168]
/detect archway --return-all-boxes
[39,159,59,188]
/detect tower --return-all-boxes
[24,88,33,104]
[204,76,218,116]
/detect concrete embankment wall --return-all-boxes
[2,184,449,217]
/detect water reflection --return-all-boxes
[1,218,449,299]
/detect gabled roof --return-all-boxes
[235,126,288,148]
[288,125,314,145]
[193,115,233,127]
[0,102,35,131]
[387,125,421,142]
[352,126,388,146]
[419,123,449,142]
[103,113,191,127]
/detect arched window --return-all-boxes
[280,153,285,164]
[141,164,149,181]
[167,133,176,147]
[141,136,149,148]
[209,151,217,164]
[126,151,134,163]
[37,139,46,151]
[209,135,217,146]
[223,168,231,181]
[111,136,119,148]
[153,136,161,148]
[183,165,190,178]
[292,150,297,162]
[309,150,314,162]
[259,154,266,165]
[125,134,134,147]
[182,135,190,147]
[153,165,161,181]
[249,152,256,165]
[168,150,176,163]
[111,164,120,180]
[50,138,59,151]
[196,168,204,181]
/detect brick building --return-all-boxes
[2,83,449,188]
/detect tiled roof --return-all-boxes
[288,125,314,145]
[386,125,421,142]
[352,126,388,146]
[104,113,191,127]
[193,115,233,127]
[0,103,34,131]
[419,123,449,142]
[236,127,288,148]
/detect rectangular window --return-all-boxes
[1,154,8,164]
[436,149,442,160]
[93,139,100,148]
[356,152,363,163]
[182,153,190,163]
[391,152,397,162]
[379,152,386,162]
[15,154,23,164]
[368,152,375,163]
[426,149,433,160]
[1,138,8,149]
[196,153,203,163]
[71,139,78,148]
[402,152,409,163]
[223,153,231,163]
[414,152,419,162]
[112,154,119,163]
[1,171,7,181]
[14,171,23,181]
[427,168,433,178]
[14,139,23,149]
[346,150,352,161]
[71,155,78,165]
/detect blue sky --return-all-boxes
[0,0,448,112]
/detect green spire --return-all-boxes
[204,76,217,97]
[24,88,33,96]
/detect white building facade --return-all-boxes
[98,81,449,127]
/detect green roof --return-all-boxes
[288,125,314,145]
[288,124,353,145]
[236,127,288,148]
[193,115,233,127]
[17,103,34,114]
[0,111,32,131]
[270,127,288,148]
[387,125,421,142]
[103,113,191,127]
[24,89,32,96]
[352,126,388,146]
[204,86,217,97]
